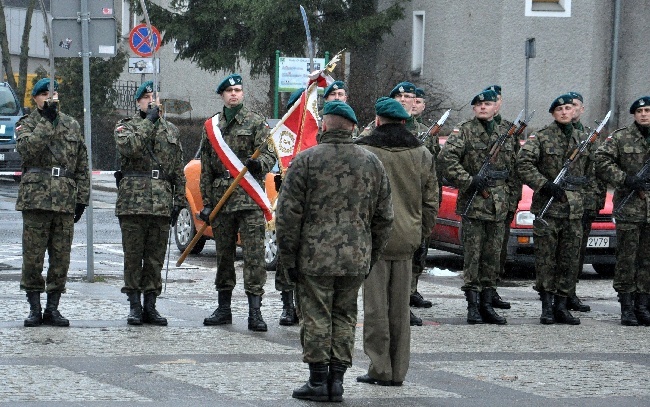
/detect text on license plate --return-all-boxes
[587,237,609,248]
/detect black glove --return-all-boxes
[170,205,182,226]
[469,174,487,193]
[198,205,213,223]
[286,267,299,283]
[624,175,645,191]
[274,174,282,192]
[244,158,263,177]
[40,101,58,123]
[413,240,428,268]
[541,181,567,201]
[145,104,160,123]
[73,203,86,223]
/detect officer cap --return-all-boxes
[286,88,305,110]
[483,85,502,95]
[568,91,583,103]
[471,90,498,105]
[216,73,243,94]
[134,80,154,100]
[323,81,346,99]
[389,81,417,98]
[375,96,411,120]
[32,78,58,97]
[415,88,426,98]
[549,94,574,113]
[629,96,650,114]
[322,100,357,124]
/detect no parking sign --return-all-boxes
[129,23,161,57]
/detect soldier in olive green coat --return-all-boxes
[114,81,187,326]
[595,96,650,326]
[16,78,90,327]
[277,101,393,402]
[438,89,514,325]
[198,74,276,332]
[517,94,590,326]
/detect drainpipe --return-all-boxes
[609,0,621,126]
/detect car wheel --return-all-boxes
[592,263,615,277]
[174,207,206,254]
[264,227,278,271]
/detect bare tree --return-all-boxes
[0,0,37,105]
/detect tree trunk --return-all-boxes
[0,1,17,89]
[17,0,37,105]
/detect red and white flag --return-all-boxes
[204,115,274,222]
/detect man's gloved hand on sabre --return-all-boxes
[244,158,263,177]
[624,175,646,191]
[40,101,58,123]
[73,203,86,223]
[469,174,487,193]
[145,104,160,123]
[541,181,567,202]
[198,205,213,223]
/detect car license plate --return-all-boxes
[587,237,609,248]
[0,153,4,161]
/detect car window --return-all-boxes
[0,86,19,115]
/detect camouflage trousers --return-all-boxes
[411,236,430,294]
[533,217,582,297]
[460,219,505,292]
[212,210,266,296]
[363,259,411,382]
[20,210,74,293]
[119,215,170,296]
[296,273,364,366]
[614,222,650,294]
[497,211,516,282]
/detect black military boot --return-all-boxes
[328,360,347,402]
[42,292,69,327]
[465,290,484,325]
[247,293,268,332]
[24,291,42,327]
[619,292,638,326]
[634,293,650,326]
[567,293,591,312]
[409,310,423,326]
[204,290,233,325]
[553,295,580,325]
[279,290,298,326]
[539,291,555,325]
[142,292,168,326]
[410,290,433,308]
[492,289,511,309]
[479,288,507,325]
[126,292,143,326]
[292,363,329,401]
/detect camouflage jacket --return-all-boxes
[276,129,394,276]
[595,123,650,222]
[438,117,517,221]
[15,110,90,213]
[575,121,607,212]
[114,113,187,217]
[200,105,275,213]
[517,121,590,219]
[355,123,438,260]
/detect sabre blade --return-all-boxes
[300,5,314,72]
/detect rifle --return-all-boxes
[419,109,451,142]
[536,111,611,226]
[612,156,650,216]
[460,109,524,220]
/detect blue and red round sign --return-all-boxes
[129,23,161,57]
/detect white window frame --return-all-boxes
[525,0,572,17]
[412,11,425,75]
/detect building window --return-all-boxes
[412,11,425,75]
[525,0,571,17]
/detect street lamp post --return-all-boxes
[524,38,536,137]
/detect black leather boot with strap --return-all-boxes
[292,363,329,402]
[465,290,484,325]
[480,288,507,325]
[247,293,268,332]
[42,292,69,327]
[539,291,555,325]
[619,292,638,326]
[328,360,347,402]
[127,291,143,325]
[204,290,233,325]
[142,292,167,326]
[553,295,580,325]
[279,290,298,326]
[634,292,650,326]
[24,291,42,327]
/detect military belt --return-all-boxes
[25,167,74,178]
[122,170,171,181]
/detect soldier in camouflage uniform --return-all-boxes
[198,74,276,332]
[276,101,393,402]
[595,96,650,326]
[438,89,514,325]
[16,78,90,327]
[114,81,187,326]
[517,94,590,326]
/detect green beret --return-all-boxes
[324,81,346,98]
[32,78,58,96]
[322,100,357,124]
[568,91,583,103]
[629,96,650,114]
[216,73,243,94]
[134,80,154,100]
[375,96,410,120]
[483,85,501,95]
[286,88,305,110]
[548,94,574,113]
[389,81,416,98]
[415,88,425,98]
[471,90,498,105]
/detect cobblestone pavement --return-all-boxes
[1,241,649,407]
